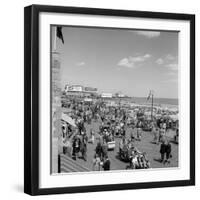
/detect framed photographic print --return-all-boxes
[24,4,195,195]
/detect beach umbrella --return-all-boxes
[169,114,178,121]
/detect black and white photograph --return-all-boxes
[23,4,195,195]
[51,25,179,174]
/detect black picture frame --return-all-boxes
[24,4,195,196]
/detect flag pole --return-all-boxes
[151,91,154,121]
[53,26,57,52]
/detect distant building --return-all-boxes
[118,94,125,98]
[101,93,113,98]
[84,87,98,94]
[65,84,83,92]
[64,84,97,97]
[114,92,125,98]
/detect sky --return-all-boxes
[52,26,179,99]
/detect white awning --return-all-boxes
[61,113,76,127]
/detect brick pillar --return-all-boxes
[51,51,62,173]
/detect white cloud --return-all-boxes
[76,61,85,66]
[155,54,177,69]
[118,58,135,68]
[162,78,178,83]
[135,31,161,38]
[156,58,164,65]
[166,63,178,71]
[143,54,151,59]
[166,54,175,60]
[118,54,151,68]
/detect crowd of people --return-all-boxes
[61,96,178,171]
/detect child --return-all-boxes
[93,153,101,171]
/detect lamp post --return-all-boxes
[150,90,154,121]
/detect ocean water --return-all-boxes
[131,97,178,106]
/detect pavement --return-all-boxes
[65,120,178,172]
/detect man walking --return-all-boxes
[160,140,166,163]
[165,141,172,164]
[102,156,111,171]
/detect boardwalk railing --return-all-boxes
[58,153,90,173]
